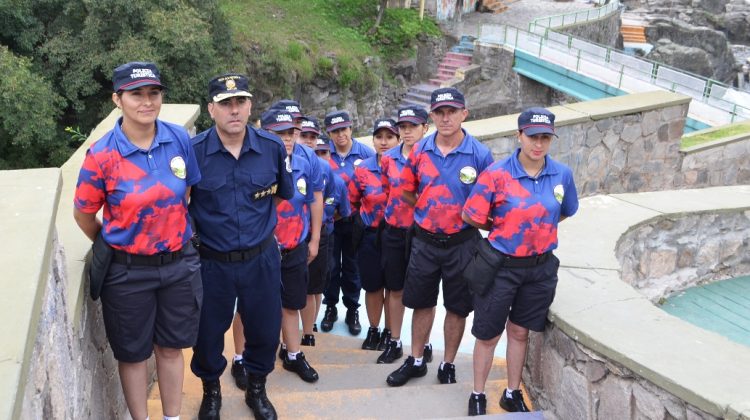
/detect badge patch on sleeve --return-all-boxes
[297,178,307,195]
[459,166,477,184]
[253,183,279,201]
[325,197,335,205]
[554,184,564,204]
[170,156,187,179]
[285,156,292,173]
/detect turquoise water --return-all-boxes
[661,275,750,348]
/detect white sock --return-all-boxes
[287,351,299,360]
[440,361,453,369]
[505,388,516,398]
[473,390,484,396]
[164,416,179,420]
[413,357,423,366]
[233,354,243,362]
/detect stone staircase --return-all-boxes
[397,36,475,112]
[621,24,647,43]
[146,331,535,418]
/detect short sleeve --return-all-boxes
[73,148,106,213]
[463,168,495,225]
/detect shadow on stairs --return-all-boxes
[146,331,541,419]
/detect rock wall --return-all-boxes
[645,18,737,82]
[468,44,576,120]
[524,325,721,420]
[558,8,623,48]
[480,104,689,196]
[19,233,131,419]
[616,211,750,301]
[680,136,750,186]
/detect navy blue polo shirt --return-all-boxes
[189,125,294,252]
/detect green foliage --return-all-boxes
[0,46,66,169]
[0,0,442,167]
[0,0,236,166]
[366,8,442,58]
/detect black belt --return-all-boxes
[281,242,307,258]
[414,225,477,248]
[498,251,552,268]
[113,246,185,266]
[199,235,276,263]
[385,224,409,232]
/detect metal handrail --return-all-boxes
[476,24,750,125]
[528,0,622,34]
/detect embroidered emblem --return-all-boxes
[554,184,564,204]
[170,156,186,179]
[459,166,477,184]
[253,184,279,201]
[297,178,307,195]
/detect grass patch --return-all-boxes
[682,122,750,148]
[219,0,440,92]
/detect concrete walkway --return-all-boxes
[440,0,596,39]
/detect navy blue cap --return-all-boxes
[300,116,321,135]
[208,73,253,102]
[261,109,297,132]
[396,106,429,125]
[112,61,164,92]
[314,136,330,152]
[518,107,556,136]
[372,118,399,136]
[430,87,465,111]
[270,99,303,118]
[324,110,352,132]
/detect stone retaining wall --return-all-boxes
[616,210,750,302]
[480,104,689,196]
[524,325,720,420]
[557,8,622,48]
[680,136,750,187]
[19,234,129,419]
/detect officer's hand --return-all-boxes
[307,241,319,265]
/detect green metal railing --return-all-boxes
[528,0,622,34]
[477,10,750,125]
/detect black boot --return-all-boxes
[245,374,277,420]
[198,379,221,420]
[320,305,337,332]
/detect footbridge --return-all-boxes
[475,2,750,131]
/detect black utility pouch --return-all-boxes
[88,231,113,300]
[463,238,505,297]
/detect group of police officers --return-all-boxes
[76,62,578,420]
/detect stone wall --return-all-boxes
[479,103,689,196]
[468,43,575,120]
[524,325,721,420]
[19,233,130,419]
[680,136,750,187]
[616,210,750,301]
[557,7,622,47]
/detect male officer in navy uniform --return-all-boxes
[189,74,294,420]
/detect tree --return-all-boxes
[368,0,389,35]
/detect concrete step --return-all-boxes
[438,68,457,78]
[410,83,437,96]
[441,58,471,68]
[146,331,521,419]
[445,51,473,61]
[428,78,444,86]
[621,25,647,43]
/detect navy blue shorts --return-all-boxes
[307,225,328,294]
[402,233,479,318]
[281,241,309,310]
[380,225,409,291]
[359,229,384,292]
[101,242,202,363]
[471,254,560,340]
